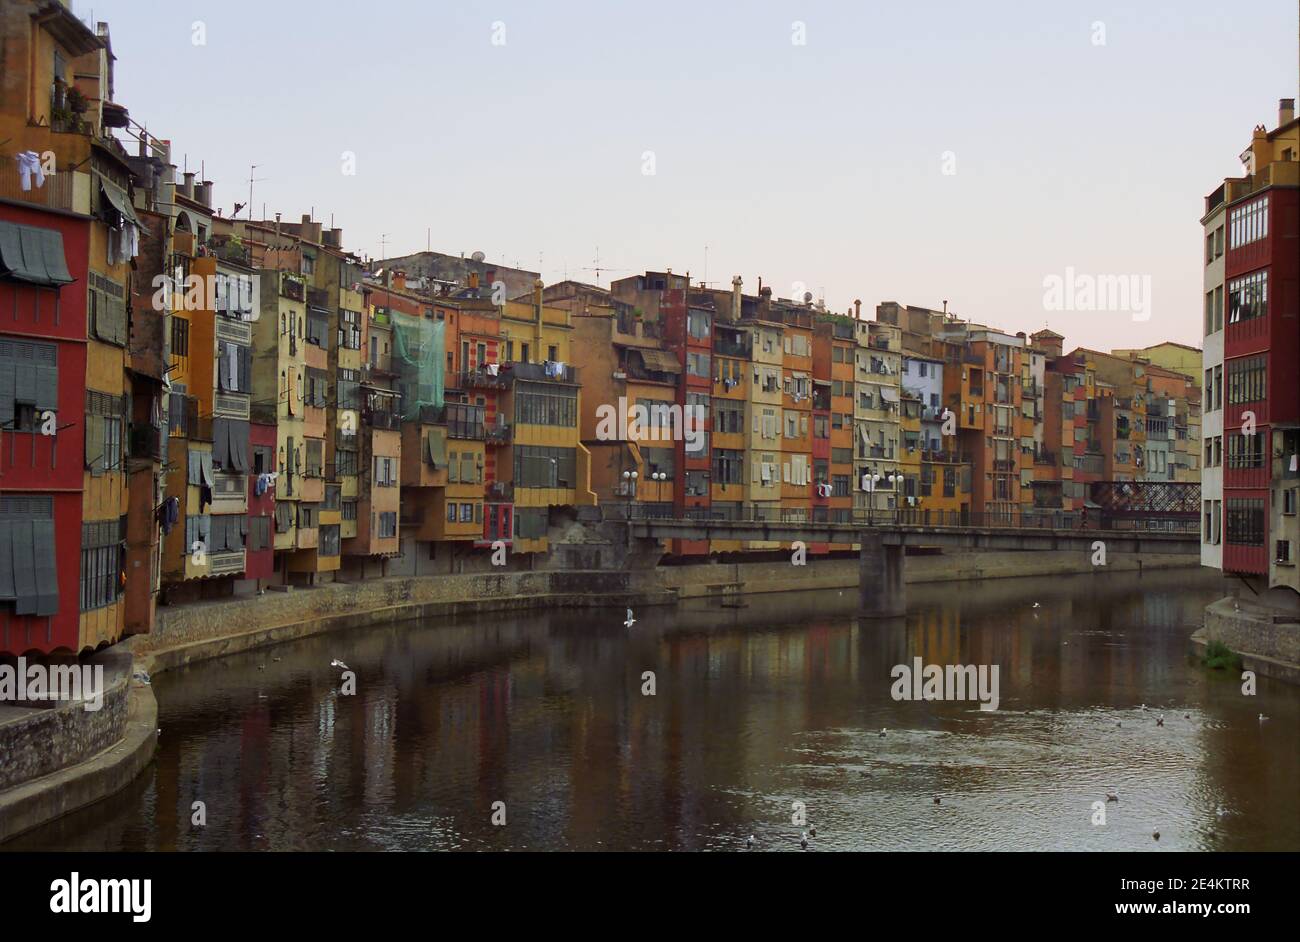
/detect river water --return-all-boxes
[9,568,1299,851]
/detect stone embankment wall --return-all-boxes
[0,650,131,792]
[1197,597,1300,685]
[142,550,1196,670]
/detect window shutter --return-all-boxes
[86,414,104,476]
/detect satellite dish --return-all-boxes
[471,251,487,262]
[803,291,813,303]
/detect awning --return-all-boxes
[637,349,681,373]
[97,175,142,228]
[0,221,75,287]
[880,387,901,403]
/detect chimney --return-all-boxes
[1281,98,1296,126]
[730,275,743,321]
[853,299,862,319]
[180,171,195,198]
[469,271,480,291]
[534,278,544,322]
[393,270,407,292]
[299,213,322,244]
[196,181,212,207]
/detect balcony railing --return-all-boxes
[486,481,514,501]
[364,410,401,431]
[130,425,165,461]
[460,369,510,391]
[0,154,77,211]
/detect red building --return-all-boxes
[1221,119,1300,576]
[0,203,89,654]
[245,421,277,582]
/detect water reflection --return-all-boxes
[10,568,1298,851]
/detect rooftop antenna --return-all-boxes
[379,233,389,259]
[246,164,261,220]
[703,244,708,287]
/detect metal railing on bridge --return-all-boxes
[605,503,1199,533]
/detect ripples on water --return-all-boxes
[9,568,1299,851]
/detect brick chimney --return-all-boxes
[393,270,406,292]
[1281,98,1296,126]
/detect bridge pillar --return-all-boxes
[859,533,905,617]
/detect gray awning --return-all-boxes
[98,175,142,227]
[0,221,75,287]
[879,386,901,403]
[637,349,682,374]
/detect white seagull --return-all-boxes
[1259,713,1269,722]
[746,835,754,849]
[624,608,636,629]
[1032,602,1041,609]
[330,658,349,671]
[799,831,809,850]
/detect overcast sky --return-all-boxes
[77,0,1298,352]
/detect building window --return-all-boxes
[1285,489,1297,515]
[460,502,474,523]
[342,500,358,521]
[1227,270,1267,324]
[513,446,576,488]
[85,391,124,475]
[711,448,744,484]
[1229,194,1268,249]
[1226,355,1266,405]
[446,502,457,522]
[1276,540,1291,564]
[0,338,58,431]
[1226,433,1265,469]
[79,518,122,613]
[1225,498,1264,546]
[339,309,361,350]
[171,317,190,358]
[376,511,397,538]
[320,524,340,557]
[515,383,577,427]
[374,455,397,486]
[686,352,710,379]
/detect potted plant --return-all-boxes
[66,86,88,114]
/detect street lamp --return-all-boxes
[864,472,882,526]
[622,469,638,518]
[651,471,666,515]
[886,471,901,522]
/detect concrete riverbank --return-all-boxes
[1191,595,1300,686]
[0,547,1196,843]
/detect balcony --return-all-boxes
[484,423,513,445]
[207,550,245,577]
[713,337,752,359]
[130,424,165,461]
[486,481,514,501]
[459,368,509,391]
[510,362,578,384]
[364,410,401,431]
[0,154,76,211]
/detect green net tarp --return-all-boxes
[391,311,445,419]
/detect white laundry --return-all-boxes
[486,362,499,376]
[16,151,44,191]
